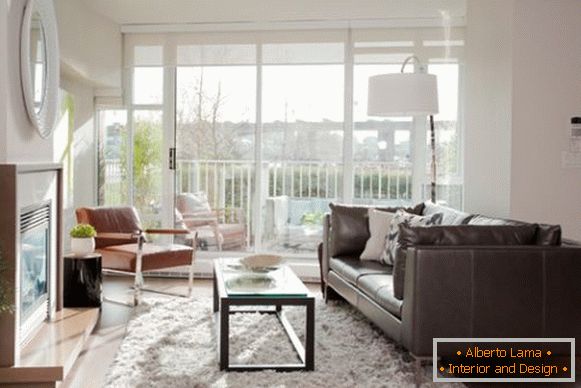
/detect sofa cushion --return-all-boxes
[329,256,392,285]
[422,201,473,225]
[381,209,442,265]
[468,215,561,245]
[357,274,402,318]
[467,215,526,226]
[329,203,424,257]
[535,224,562,246]
[392,224,539,300]
[398,224,538,246]
[360,209,395,261]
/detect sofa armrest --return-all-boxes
[321,213,331,283]
[401,246,581,357]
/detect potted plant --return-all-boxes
[70,224,97,256]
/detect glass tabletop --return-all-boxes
[216,258,310,298]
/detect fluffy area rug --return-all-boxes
[105,297,463,387]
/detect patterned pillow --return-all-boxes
[380,209,442,265]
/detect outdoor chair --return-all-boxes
[176,192,246,251]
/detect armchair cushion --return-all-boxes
[98,243,193,272]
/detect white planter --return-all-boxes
[71,237,95,256]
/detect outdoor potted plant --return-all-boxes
[70,224,97,256]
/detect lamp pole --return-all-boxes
[429,114,436,203]
[401,56,437,203]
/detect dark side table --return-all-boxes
[64,253,103,308]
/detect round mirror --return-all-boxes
[20,0,59,139]
[29,9,46,115]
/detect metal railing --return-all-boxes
[175,159,413,208]
[101,159,414,244]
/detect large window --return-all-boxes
[98,28,465,260]
[353,64,413,205]
[176,65,256,250]
[262,63,344,253]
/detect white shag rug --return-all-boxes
[105,297,463,388]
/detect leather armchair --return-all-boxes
[76,206,196,305]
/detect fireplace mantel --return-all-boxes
[0,163,64,367]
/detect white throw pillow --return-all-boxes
[360,209,395,261]
[179,192,212,214]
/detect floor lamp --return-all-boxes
[367,56,439,202]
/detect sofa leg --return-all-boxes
[324,284,343,303]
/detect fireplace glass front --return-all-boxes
[19,202,51,344]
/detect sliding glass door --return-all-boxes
[98,28,465,262]
[175,65,256,252]
[261,63,344,253]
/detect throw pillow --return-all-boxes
[422,200,473,225]
[178,192,212,214]
[380,209,442,265]
[360,209,395,261]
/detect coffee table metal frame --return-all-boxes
[213,262,315,372]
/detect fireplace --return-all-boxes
[19,201,51,346]
[0,163,63,367]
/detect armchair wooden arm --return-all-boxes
[97,232,138,240]
[145,228,191,235]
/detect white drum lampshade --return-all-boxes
[367,73,439,117]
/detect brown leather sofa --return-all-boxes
[321,203,581,359]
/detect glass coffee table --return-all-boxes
[213,258,315,371]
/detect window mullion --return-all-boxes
[125,67,135,207]
[253,43,263,252]
[342,29,354,203]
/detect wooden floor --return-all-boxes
[62,275,321,388]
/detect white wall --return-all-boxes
[0,1,54,163]
[55,0,121,88]
[464,0,581,240]
[463,0,514,218]
[510,0,581,239]
[0,0,7,161]
[57,75,98,246]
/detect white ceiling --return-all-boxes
[78,0,466,26]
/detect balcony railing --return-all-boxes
[101,159,414,251]
[175,159,413,208]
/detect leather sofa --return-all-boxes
[321,203,581,358]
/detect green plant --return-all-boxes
[300,211,325,225]
[70,224,97,238]
[0,249,13,313]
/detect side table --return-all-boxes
[64,253,103,308]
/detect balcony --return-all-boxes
[176,159,413,253]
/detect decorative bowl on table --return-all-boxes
[239,254,283,272]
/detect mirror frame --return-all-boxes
[20,0,59,139]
